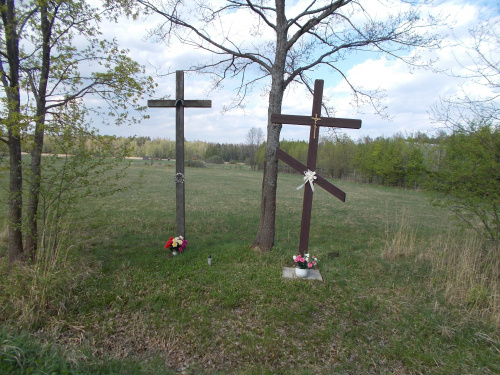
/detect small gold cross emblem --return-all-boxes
[312,114,321,139]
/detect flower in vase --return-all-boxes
[293,253,319,269]
[165,236,188,253]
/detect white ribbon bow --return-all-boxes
[297,170,317,192]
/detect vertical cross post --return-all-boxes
[271,79,362,256]
[299,80,323,254]
[147,70,212,239]
[175,71,186,237]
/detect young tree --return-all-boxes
[0,0,24,263]
[319,134,355,179]
[1,1,155,264]
[428,6,500,243]
[126,0,444,251]
[246,127,264,149]
[426,124,500,242]
[246,126,264,168]
[402,138,425,188]
[38,102,132,254]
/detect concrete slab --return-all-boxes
[282,267,323,281]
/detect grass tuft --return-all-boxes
[0,219,97,330]
[427,232,500,326]
[382,209,416,260]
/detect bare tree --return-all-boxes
[127,0,445,251]
[432,8,499,129]
[246,127,265,148]
[246,126,265,168]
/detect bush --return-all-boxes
[185,160,206,168]
[228,159,237,164]
[424,123,500,242]
[206,155,224,164]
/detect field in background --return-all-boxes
[1,161,499,374]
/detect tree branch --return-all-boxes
[244,0,276,31]
[137,0,272,73]
[286,0,352,51]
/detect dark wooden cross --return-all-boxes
[271,79,361,256]
[148,70,211,238]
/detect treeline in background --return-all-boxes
[30,130,450,189]
[257,133,444,188]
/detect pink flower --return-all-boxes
[300,257,305,263]
[308,262,313,268]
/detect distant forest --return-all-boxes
[35,131,447,188]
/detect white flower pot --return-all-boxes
[295,268,308,278]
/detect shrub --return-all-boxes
[424,123,500,243]
[185,160,206,168]
[206,155,224,164]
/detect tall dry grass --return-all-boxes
[428,232,500,326]
[0,217,92,329]
[384,212,500,327]
[382,209,416,260]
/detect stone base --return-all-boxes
[282,267,323,281]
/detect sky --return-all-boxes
[94,0,499,144]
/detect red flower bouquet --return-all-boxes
[165,236,188,253]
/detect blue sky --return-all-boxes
[95,0,499,144]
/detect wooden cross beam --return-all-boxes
[271,79,361,256]
[147,70,212,238]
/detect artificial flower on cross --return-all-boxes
[296,170,317,192]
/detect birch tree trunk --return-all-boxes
[1,0,24,264]
[25,4,51,261]
[8,126,23,264]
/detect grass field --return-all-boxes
[1,161,499,374]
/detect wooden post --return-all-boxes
[271,79,362,255]
[147,71,212,239]
[175,71,186,237]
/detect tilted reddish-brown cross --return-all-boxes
[271,79,362,256]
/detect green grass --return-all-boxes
[1,162,499,374]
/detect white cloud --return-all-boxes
[94,0,499,143]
